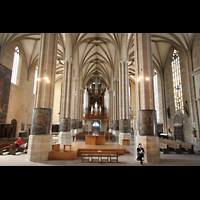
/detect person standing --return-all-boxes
[136,143,145,165]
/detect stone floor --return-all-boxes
[1,137,200,166]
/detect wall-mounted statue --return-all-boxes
[193,127,196,137]
[184,101,189,117]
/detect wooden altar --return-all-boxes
[85,135,105,145]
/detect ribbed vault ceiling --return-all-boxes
[0,33,196,88]
[75,33,118,87]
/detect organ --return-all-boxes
[82,77,109,131]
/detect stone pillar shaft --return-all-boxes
[35,33,58,109]
[135,33,160,163]
[59,33,73,145]
[119,61,130,119]
[135,33,154,110]
[65,60,73,118]
[113,74,119,137]
[113,80,119,121]
[118,34,131,145]
[59,59,73,145]
[28,33,58,162]
[109,90,113,130]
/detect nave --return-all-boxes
[1,137,200,166]
[1,33,200,164]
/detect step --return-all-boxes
[124,149,130,154]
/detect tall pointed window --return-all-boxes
[153,69,160,122]
[33,66,38,94]
[11,46,20,85]
[93,122,99,127]
[171,49,184,113]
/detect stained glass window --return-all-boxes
[11,46,20,85]
[171,49,184,113]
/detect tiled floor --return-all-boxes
[1,139,200,166]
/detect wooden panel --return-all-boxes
[85,135,105,145]
[96,135,105,145]
[48,151,78,160]
[85,135,96,145]
[52,143,60,151]
[122,139,130,145]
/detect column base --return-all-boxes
[119,133,131,145]
[135,135,160,163]
[27,135,52,162]
[58,132,72,146]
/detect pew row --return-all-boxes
[159,138,195,154]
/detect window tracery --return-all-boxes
[171,49,184,113]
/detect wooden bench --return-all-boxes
[110,154,118,162]
[160,143,169,154]
[0,146,10,155]
[169,140,182,154]
[181,142,195,154]
[82,153,118,163]
[160,138,195,154]
[159,139,181,153]
[9,143,24,155]
[80,150,116,154]
[82,154,100,162]
[99,154,118,163]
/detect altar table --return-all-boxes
[85,135,105,145]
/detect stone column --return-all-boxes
[160,70,168,135]
[78,64,83,134]
[113,80,119,138]
[135,33,160,163]
[109,90,113,133]
[119,33,131,145]
[78,88,83,133]
[28,33,58,162]
[59,33,73,145]
[75,79,80,134]
[71,78,80,136]
[71,50,80,136]
[113,53,120,138]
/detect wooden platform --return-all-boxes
[48,150,78,160]
[48,142,129,160]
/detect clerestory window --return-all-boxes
[33,66,38,94]
[11,46,20,85]
[153,69,160,122]
[171,49,184,113]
